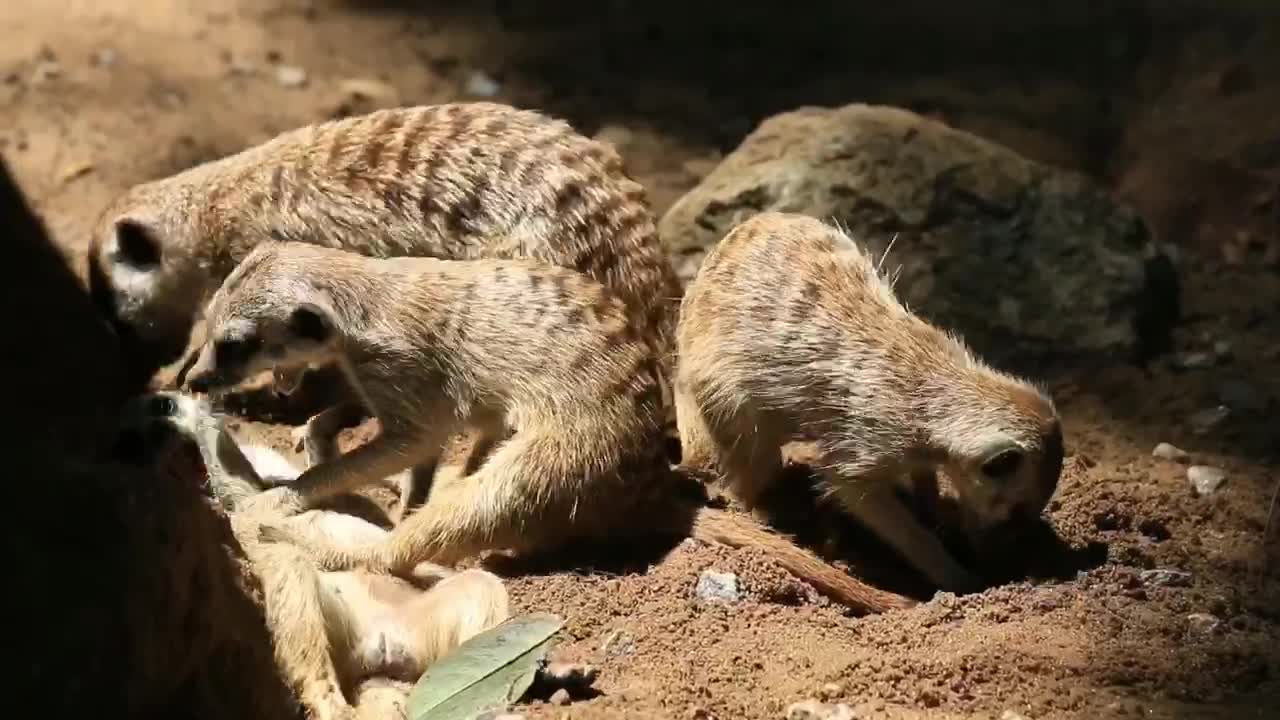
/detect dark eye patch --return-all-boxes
[214,337,262,367]
[146,394,178,417]
[981,448,1023,479]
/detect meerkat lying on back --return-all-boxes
[85,101,682,470]
[183,241,914,614]
[111,390,510,720]
[675,212,1065,593]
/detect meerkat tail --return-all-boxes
[689,507,918,614]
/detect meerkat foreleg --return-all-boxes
[695,398,787,509]
[674,380,720,473]
[294,402,369,467]
[267,429,572,573]
[824,468,981,592]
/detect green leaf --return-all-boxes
[407,612,565,720]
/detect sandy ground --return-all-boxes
[3,2,1278,718]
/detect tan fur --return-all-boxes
[184,241,914,615]
[86,101,682,473]
[674,212,1065,592]
[114,390,510,720]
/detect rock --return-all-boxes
[1188,465,1227,496]
[465,70,501,97]
[696,570,740,603]
[1140,568,1192,588]
[818,682,844,701]
[274,65,308,88]
[1189,405,1230,435]
[1213,340,1233,360]
[1186,612,1221,637]
[785,699,855,720]
[1001,711,1033,720]
[549,688,571,706]
[659,104,1176,366]
[1152,442,1190,463]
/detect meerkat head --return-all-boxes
[87,185,211,380]
[927,368,1065,545]
[107,390,211,488]
[184,245,341,394]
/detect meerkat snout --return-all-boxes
[950,417,1064,552]
[185,300,337,394]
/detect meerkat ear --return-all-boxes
[287,303,334,344]
[114,218,162,268]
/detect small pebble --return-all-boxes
[275,65,308,88]
[1213,340,1233,359]
[1188,465,1227,496]
[465,70,501,97]
[32,60,62,83]
[1001,711,1033,720]
[549,688,571,706]
[1189,405,1230,434]
[818,682,844,701]
[90,48,117,68]
[1174,351,1215,370]
[1140,568,1192,587]
[228,58,257,76]
[785,699,855,720]
[337,77,399,103]
[696,570,740,603]
[1187,612,1221,636]
[1152,442,1190,463]
[599,629,634,656]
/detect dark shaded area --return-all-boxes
[2,159,296,719]
[349,0,1153,171]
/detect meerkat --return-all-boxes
[674,212,1065,593]
[183,241,915,614]
[110,390,511,720]
[85,101,683,470]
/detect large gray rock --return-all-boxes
[660,104,1179,366]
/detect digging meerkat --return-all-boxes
[86,100,682,469]
[674,212,1065,593]
[183,240,915,614]
[110,389,511,720]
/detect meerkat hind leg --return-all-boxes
[826,469,982,593]
[253,541,356,720]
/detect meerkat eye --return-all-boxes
[980,448,1023,479]
[147,394,178,417]
[114,220,161,268]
